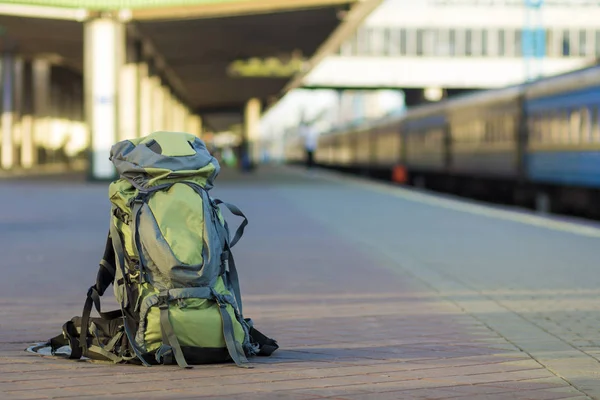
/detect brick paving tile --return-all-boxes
[1,167,598,399]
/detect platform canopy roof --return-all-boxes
[0,0,381,131]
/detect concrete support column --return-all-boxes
[63,78,79,162]
[242,97,261,170]
[181,106,191,134]
[162,86,172,131]
[21,60,35,168]
[48,80,61,163]
[169,93,177,131]
[84,16,125,180]
[170,97,178,131]
[174,98,183,132]
[171,99,179,131]
[138,62,151,138]
[172,100,181,132]
[186,114,202,138]
[1,53,15,170]
[119,39,140,141]
[13,57,23,168]
[32,59,51,165]
[175,102,186,132]
[150,77,163,132]
[170,92,178,132]
[71,80,86,160]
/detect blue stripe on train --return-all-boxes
[527,151,600,188]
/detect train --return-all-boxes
[285,64,600,219]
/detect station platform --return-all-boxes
[1,165,599,400]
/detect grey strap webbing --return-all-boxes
[88,345,123,363]
[130,201,146,283]
[109,223,151,367]
[213,293,251,368]
[222,249,243,316]
[128,183,175,283]
[157,297,190,369]
[212,199,247,248]
[183,185,247,316]
[213,199,247,316]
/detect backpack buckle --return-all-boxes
[127,192,149,208]
[157,294,170,310]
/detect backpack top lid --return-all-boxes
[109,131,220,189]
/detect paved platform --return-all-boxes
[1,165,600,399]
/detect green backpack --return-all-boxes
[45,131,278,368]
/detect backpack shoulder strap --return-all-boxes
[212,198,248,316]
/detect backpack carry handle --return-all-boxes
[212,199,248,248]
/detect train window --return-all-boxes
[593,107,600,143]
[556,111,564,143]
[568,111,576,144]
[537,115,545,144]
[482,30,489,56]
[562,110,571,143]
[449,29,457,56]
[514,30,522,56]
[416,29,425,56]
[548,113,556,143]
[387,28,400,56]
[468,121,473,142]
[370,27,386,56]
[562,30,571,56]
[557,111,565,143]
[579,30,588,57]
[469,121,475,142]
[548,112,557,143]
[530,115,537,144]
[528,115,537,143]
[400,29,407,55]
[498,29,506,56]
[543,114,554,143]
[484,120,492,143]
[425,30,437,56]
[436,29,450,56]
[580,107,591,143]
[535,114,546,143]
[508,115,515,143]
[495,117,502,143]
[569,110,581,144]
[550,112,558,143]
[546,30,555,57]
[465,29,473,56]
[536,114,544,144]
[382,28,391,56]
[493,117,500,143]
[471,29,482,56]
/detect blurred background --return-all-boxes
[0,0,599,219]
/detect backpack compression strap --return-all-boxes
[109,221,152,367]
[78,234,124,360]
[212,199,247,316]
[180,182,248,316]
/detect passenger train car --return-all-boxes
[288,64,600,218]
